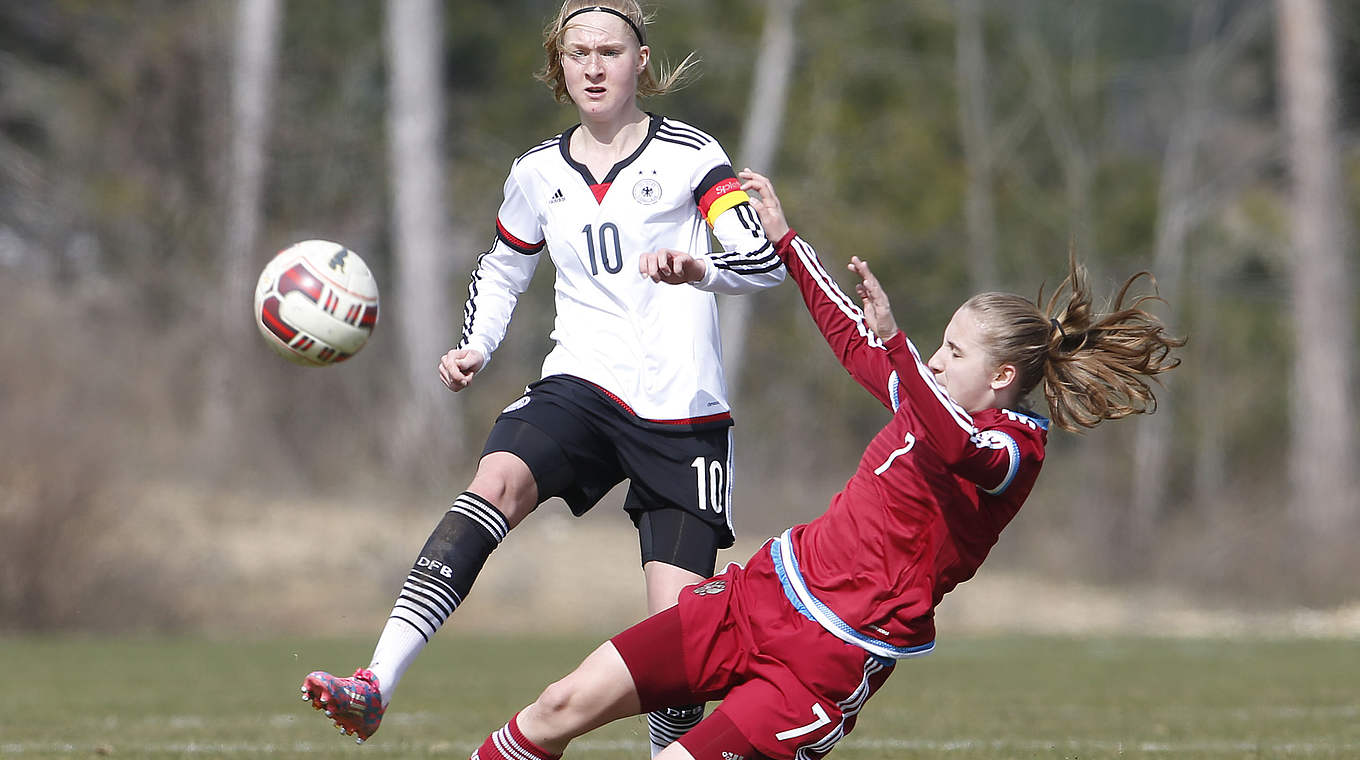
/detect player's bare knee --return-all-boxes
[467,457,537,524]
[531,676,582,724]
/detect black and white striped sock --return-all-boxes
[368,492,509,703]
[648,704,705,757]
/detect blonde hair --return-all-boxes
[535,0,699,104]
[963,257,1185,432]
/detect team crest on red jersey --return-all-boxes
[692,579,727,596]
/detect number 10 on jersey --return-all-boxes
[583,223,623,275]
[691,457,726,513]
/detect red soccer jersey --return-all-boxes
[773,232,1049,654]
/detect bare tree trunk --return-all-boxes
[385,0,462,472]
[720,0,799,383]
[954,0,999,291]
[1190,251,1228,517]
[1015,4,1117,575]
[1274,0,1358,558]
[1015,5,1098,259]
[1129,2,1220,556]
[203,0,280,444]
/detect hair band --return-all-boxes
[562,5,646,45]
[1050,318,1066,341]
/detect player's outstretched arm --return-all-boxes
[740,169,900,409]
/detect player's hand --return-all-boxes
[738,168,790,241]
[849,256,899,340]
[438,348,485,392]
[640,248,706,284]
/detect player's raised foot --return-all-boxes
[300,668,386,743]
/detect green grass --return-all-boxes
[2,634,1357,758]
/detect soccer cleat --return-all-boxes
[301,668,386,743]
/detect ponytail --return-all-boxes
[965,257,1184,432]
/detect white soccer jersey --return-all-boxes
[458,114,785,424]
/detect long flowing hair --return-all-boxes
[963,256,1185,432]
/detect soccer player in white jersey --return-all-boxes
[457,174,1183,760]
[301,1,783,749]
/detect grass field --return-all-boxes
[2,634,1357,759]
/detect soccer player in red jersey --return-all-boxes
[465,171,1183,760]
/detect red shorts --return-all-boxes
[612,544,895,760]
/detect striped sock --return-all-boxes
[368,492,508,705]
[472,713,562,760]
[648,704,704,756]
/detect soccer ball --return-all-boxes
[254,240,379,366]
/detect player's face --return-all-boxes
[927,306,1002,412]
[560,13,648,119]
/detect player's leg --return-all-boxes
[642,557,708,755]
[517,642,642,753]
[624,425,734,756]
[661,710,771,760]
[364,451,538,695]
[302,450,536,741]
[303,378,630,741]
[302,383,599,741]
[472,606,695,760]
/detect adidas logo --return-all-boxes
[549,188,566,204]
[722,752,745,760]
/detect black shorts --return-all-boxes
[482,375,735,576]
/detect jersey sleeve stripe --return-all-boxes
[793,231,976,431]
[710,242,782,273]
[495,218,544,255]
[457,243,493,349]
[791,237,885,349]
[901,336,976,432]
[734,203,762,234]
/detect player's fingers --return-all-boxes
[849,256,875,282]
[742,168,778,201]
[438,363,458,391]
[645,251,669,281]
[738,167,769,186]
[456,350,484,373]
[657,248,685,278]
[443,364,472,391]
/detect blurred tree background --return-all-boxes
[1,0,1356,633]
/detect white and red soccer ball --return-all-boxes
[254,240,379,366]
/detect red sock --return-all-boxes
[472,713,562,760]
